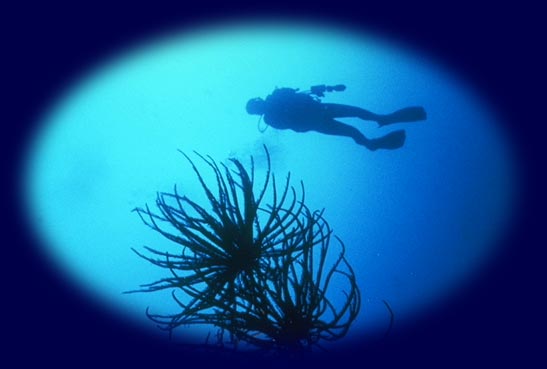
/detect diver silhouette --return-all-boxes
[246,84,426,150]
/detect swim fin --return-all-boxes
[368,130,406,150]
[378,106,427,126]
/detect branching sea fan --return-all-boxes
[128,146,360,352]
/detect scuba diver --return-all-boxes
[246,84,426,150]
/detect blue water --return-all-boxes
[23,20,517,348]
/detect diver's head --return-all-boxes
[246,98,266,115]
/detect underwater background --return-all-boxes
[23,20,517,346]
[6,3,545,368]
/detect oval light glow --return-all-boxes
[23,20,517,347]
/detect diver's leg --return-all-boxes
[314,119,406,150]
[321,103,382,121]
[314,119,372,146]
[377,106,427,126]
[370,130,407,150]
[322,103,427,126]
